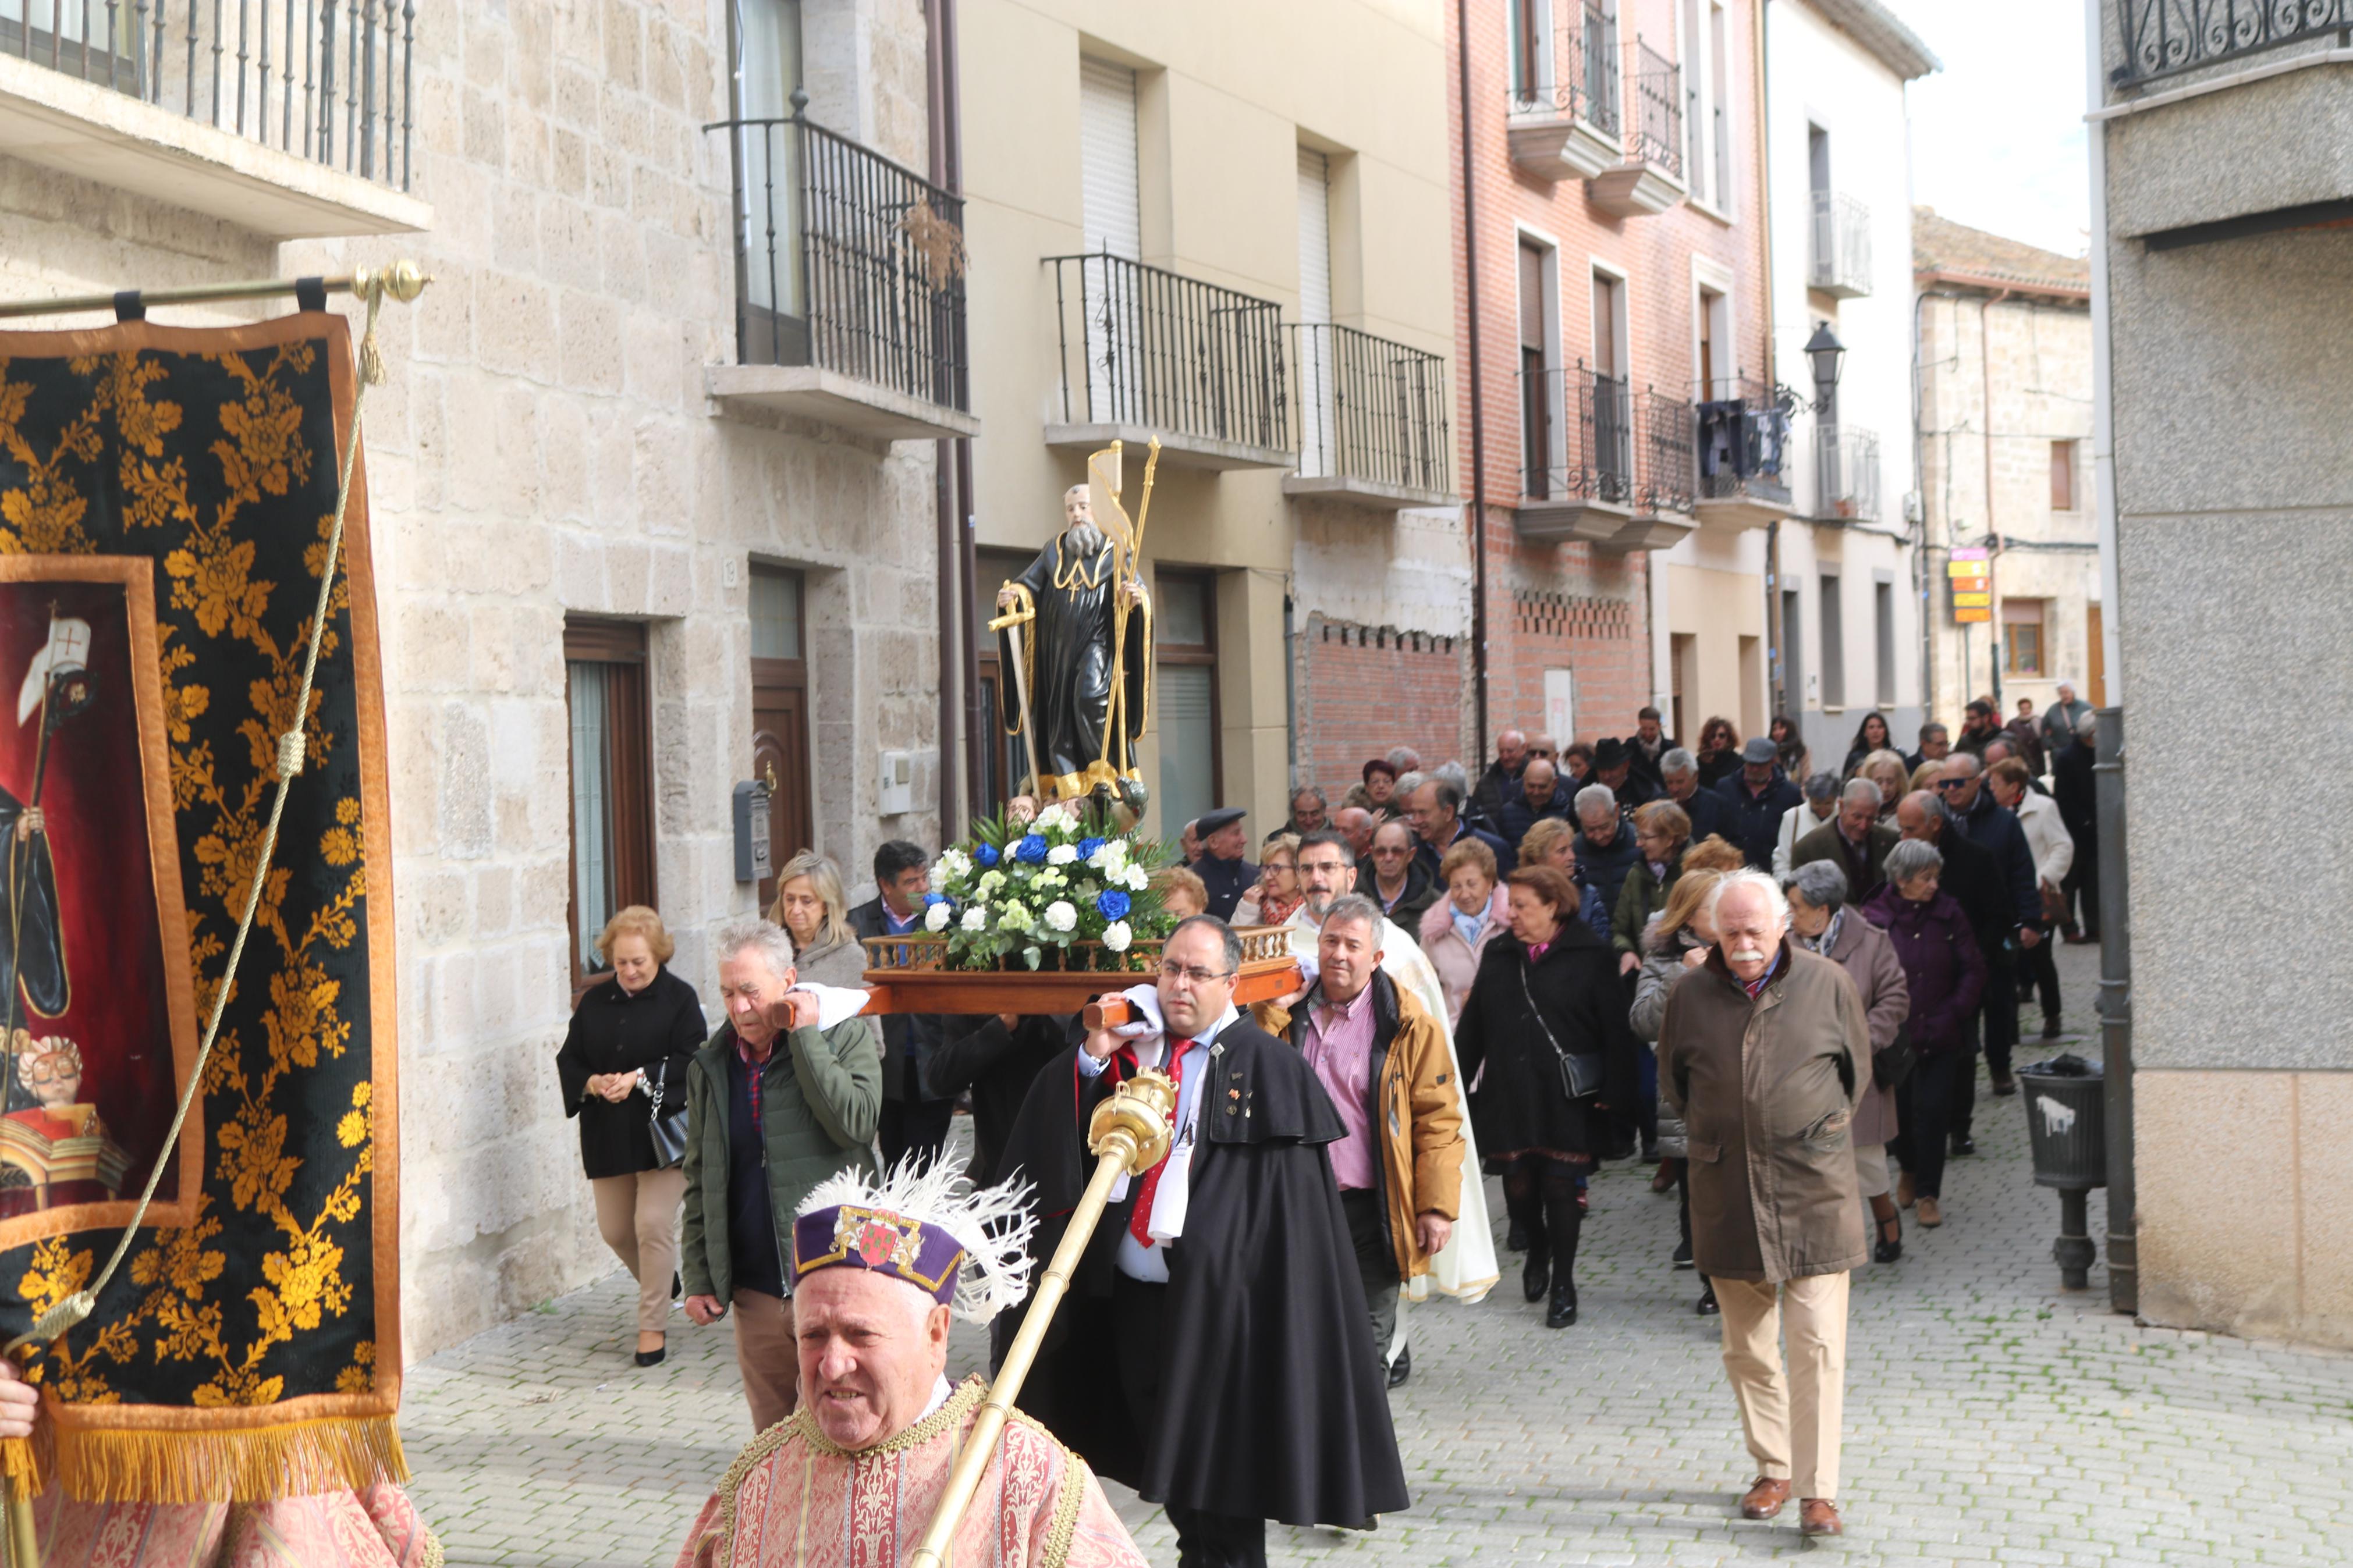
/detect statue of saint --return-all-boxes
[994,483,1151,809]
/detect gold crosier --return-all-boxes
[987,440,1158,802]
[906,1067,1176,1568]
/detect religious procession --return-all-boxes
[0,1,2348,1566]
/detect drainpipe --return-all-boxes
[926,0,973,835]
[2083,0,2133,1315]
[1754,0,1783,727]
[1978,287,2010,712]
[1456,0,1490,758]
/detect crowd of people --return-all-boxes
[521,692,2103,1563]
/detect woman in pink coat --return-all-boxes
[1420,837,1511,1027]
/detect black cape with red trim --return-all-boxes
[989,1016,1410,1528]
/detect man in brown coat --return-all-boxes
[1790,778,1898,899]
[1264,893,1466,1385]
[1658,869,1870,1541]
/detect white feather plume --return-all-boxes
[797,1154,1038,1324]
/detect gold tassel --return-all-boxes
[0,1430,47,1503]
[51,1414,407,1505]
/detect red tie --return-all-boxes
[1127,1039,1194,1247]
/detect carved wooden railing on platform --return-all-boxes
[857,926,1300,1016]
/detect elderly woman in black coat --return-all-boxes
[554,905,708,1366]
[1454,865,1642,1329]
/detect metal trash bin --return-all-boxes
[2018,1053,2104,1289]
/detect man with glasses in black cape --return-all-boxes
[991,915,1407,1567]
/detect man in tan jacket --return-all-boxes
[1262,893,1467,1384]
[1658,869,1870,1541]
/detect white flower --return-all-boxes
[924,901,952,933]
[1096,840,1128,874]
[960,905,988,933]
[1102,920,1132,953]
[1047,844,1077,866]
[1044,900,1078,933]
[928,862,950,894]
[1124,865,1150,891]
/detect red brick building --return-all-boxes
[1450,0,1774,757]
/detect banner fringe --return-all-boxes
[52,1414,408,1504]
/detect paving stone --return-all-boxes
[403,944,2353,1565]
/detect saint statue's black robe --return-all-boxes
[989,1018,1410,1530]
[997,527,1149,798]
[0,785,66,1022]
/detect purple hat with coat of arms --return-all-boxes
[790,1158,1037,1324]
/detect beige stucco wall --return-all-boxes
[1,0,947,1361]
[958,0,1457,823]
[1665,560,1765,738]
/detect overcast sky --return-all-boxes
[1883,0,2093,257]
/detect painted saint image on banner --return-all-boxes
[0,570,193,1228]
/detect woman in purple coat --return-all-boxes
[1861,839,1986,1232]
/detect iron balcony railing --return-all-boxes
[1628,37,1683,180]
[1637,389,1696,514]
[1506,0,1621,137]
[1520,362,1634,508]
[1049,251,1288,454]
[2115,0,2353,85]
[720,115,970,413]
[0,1,414,189]
[1815,424,1881,521]
[1694,375,1793,500]
[1292,323,1450,495]
[1809,190,1872,295]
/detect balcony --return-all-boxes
[1287,323,1453,509]
[0,0,427,237]
[1045,252,1290,470]
[708,115,978,442]
[1808,190,1872,298]
[1516,364,1691,551]
[1589,38,1686,218]
[1814,424,1881,522]
[2115,0,2352,84]
[1693,376,1794,531]
[1506,1,1621,183]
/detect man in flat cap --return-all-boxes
[1191,808,1256,923]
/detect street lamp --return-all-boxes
[1803,321,1846,412]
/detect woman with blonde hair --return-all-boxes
[1859,749,1911,823]
[555,905,708,1366]
[768,850,865,987]
[1517,816,1609,938]
[1234,833,1304,927]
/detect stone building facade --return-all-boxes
[2096,1,2353,1348]
[1914,208,2096,739]
[0,0,961,1360]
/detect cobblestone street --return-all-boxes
[404,944,2353,1566]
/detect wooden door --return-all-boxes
[2086,602,2106,709]
[751,567,812,909]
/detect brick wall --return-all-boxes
[1295,614,1471,799]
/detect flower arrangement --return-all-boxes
[921,799,1176,972]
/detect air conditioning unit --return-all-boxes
[1902,491,1924,524]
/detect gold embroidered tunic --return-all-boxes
[672,1378,1147,1568]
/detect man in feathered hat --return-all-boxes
[670,1161,1147,1568]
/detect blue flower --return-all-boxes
[1015,834,1049,865]
[1096,888,1131,920]
[974,842,1000,867]
[924,891,947,906]
[1078,835,1107,862]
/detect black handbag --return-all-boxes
[647,1059,688,1168]
[1872,1026,1918,1092]
[1519,965,1604,1100]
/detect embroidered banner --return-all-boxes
[0,312,400,1501]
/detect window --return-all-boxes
[1154,573,1220,833]
[1874,579,1896,707]
[729,0,807,349]
[2003,598,2047,677]
[2050,440,2078,511]
[1817,574,1845,708]
[1681,0,1731,209]
[1591,269,1629,492]
[750,567,812,909]
[1510,0,1555,106]
[1079,58,1141,258]
[1780,587,1804,710]
[1519,240,1554,497]
[566,620,656,983]
[1298,148,1336,477]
